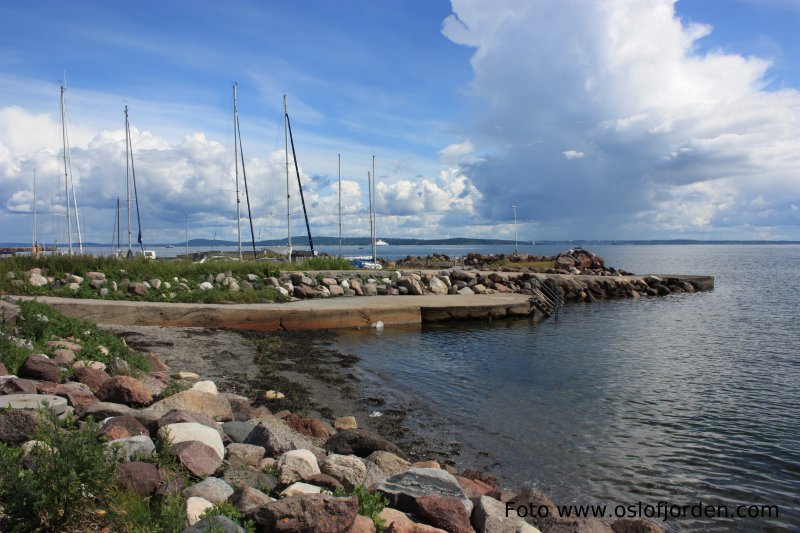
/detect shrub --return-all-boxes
[106,489,186,533]
[333,484,389,531]
[0,413,121,532]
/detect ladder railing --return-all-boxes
[530,277,564,319]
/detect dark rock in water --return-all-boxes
[117,461,161,496]
[253,493,359,532]
[19,354,61,383]
[373,467,472,515]
[414,494,474,533]
[323,429,405,458]
[611,518,664,533]
[182,515,246,533]
[1,377,38,395]
[0,409,46,444]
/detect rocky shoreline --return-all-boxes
[0,299,666,532]
[6,249,712,306]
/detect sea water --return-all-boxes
[335,245,800,531]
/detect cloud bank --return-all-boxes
[443,0,800,239]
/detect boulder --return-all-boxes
[278,449,322,483]
[74,366,110,389]
[244,416,326,461]
[51,348,76,365]
[191,380,218,395]
[19,354,61,382]
[280,482,324,497]
[146,352,170,372]
[149,389,233,420]
[222,465,278,492]
[152,409,225,439]
[158,422,225,460]
[351,514,378,533]
[96,376,153,406]
[129,282,149,296]
[414,494,474,533]
[28,272,48,286]
[0,408,46,444]
[0,300,21,324]
[397,276,424,295]
[174,440,224,477]
[281,412,332,440]
[374,468,473,515]
[182,476,234,504]
[428,277,449,295]
[1,377,38,395]
[117,461,161,496]
[222,420,257,443]
[98,415,149,441]
[367,451,411,476]
[185,496,215,526]
[225,442,266,467]
[184,515,246,533]
[324,429,405,458]
[230,486,275,518]
[320,453,367,491]
[254,493,359,532]
[334,416,357,430]
[79,401,133,420]
[472,495,539,533]
[304,473,345,493]
[107,358,133,376]
[108,434,156,461]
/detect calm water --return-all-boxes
[336,245,800,532]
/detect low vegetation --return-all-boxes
[0,299,149,375]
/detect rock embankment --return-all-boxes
[9,248,712,305]
[0,300,664,532]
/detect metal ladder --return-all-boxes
[530,277,564,319]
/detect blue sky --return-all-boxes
[1,0,799,245]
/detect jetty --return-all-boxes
[8,272,713,332]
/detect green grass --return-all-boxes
[0,299,150,375]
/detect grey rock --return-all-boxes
[244,416,326,461]
[182,476,235,504]
[182,515,246,533]
[374,467,473,515]
[222,465,278,492]
[320,454,366,491]
[0,409,46,445]
[223,420,257,443]
[108,434,156,461]
[230,486,275,518]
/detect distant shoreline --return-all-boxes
[3,238,799,248]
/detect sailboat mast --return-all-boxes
[233,85,258,260]
[371,156,377,263]
[233,84,242,260]
[367,170,373,261]
[32,167,37,251]
[284,100,314,256]
[284,94,292,261]
[125,106,132,256]
[60,85,73,255]
[338,153,342,258]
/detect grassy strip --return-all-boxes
[0,299,149,375]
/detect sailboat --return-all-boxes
[283,94,315,260]
[59,85,82,255]
[123,105,154,259]
[231,83,257,260]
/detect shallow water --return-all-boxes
[336,245,800,531]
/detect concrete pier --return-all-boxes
[10,293,536,331]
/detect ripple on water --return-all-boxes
[336,245,800,531]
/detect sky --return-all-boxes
[0,0,799,245]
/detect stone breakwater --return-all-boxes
[0,301,664,533]
[10,250,712,305]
